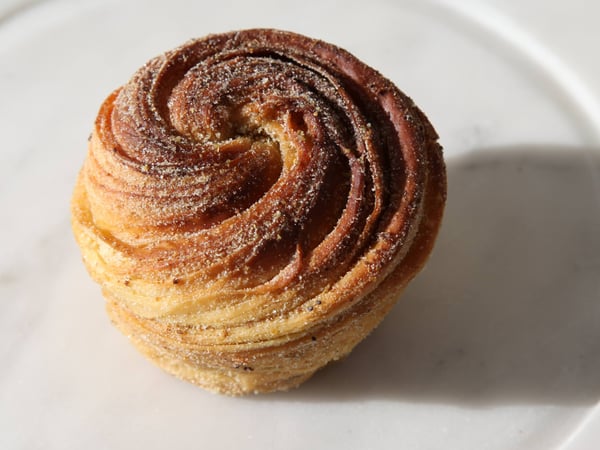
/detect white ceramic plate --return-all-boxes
[1,0,599,448]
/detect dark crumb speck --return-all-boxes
[311,336,317,341]
[173,278,180,285]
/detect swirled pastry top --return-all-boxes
[78,29,445,343]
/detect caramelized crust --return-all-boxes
[71,29,446,395]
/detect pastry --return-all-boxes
[71,29,446,395]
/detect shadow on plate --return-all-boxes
[258,145,600,406]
